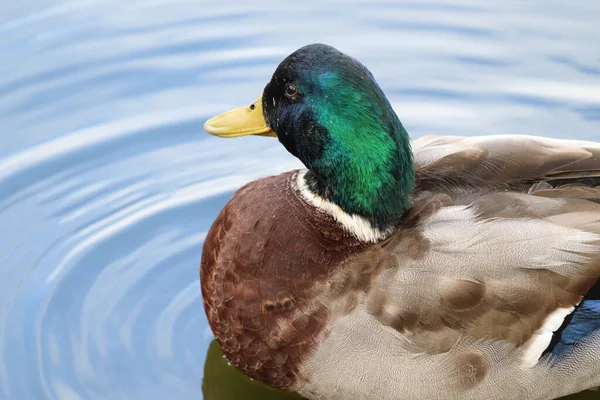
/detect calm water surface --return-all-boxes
[1,1,599,399]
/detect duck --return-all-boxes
[200,43,600,400]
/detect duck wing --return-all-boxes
[413,134,600,193]
[363,135,600,396]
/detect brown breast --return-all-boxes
[200,170,370,389]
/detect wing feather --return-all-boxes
[413,135,600,192]
[366,135,600,364]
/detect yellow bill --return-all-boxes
[203,95,276,138]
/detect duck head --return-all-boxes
[205,44,415,230]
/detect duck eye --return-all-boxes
[284,84,298,99]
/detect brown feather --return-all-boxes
[201,171,370,388]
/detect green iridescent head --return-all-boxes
[206,44,415,229]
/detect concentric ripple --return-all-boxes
[0,1,599,399]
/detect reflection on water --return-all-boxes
[202,340,598,400]
[203,340,303,400]
[0,0,599,399]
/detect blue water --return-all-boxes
[0,1,599,399]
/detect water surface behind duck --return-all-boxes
[1,1,599,399]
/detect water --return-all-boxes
[0,1,599,399]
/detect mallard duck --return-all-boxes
[201,44,600,400]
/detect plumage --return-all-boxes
[201,44,600,399]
